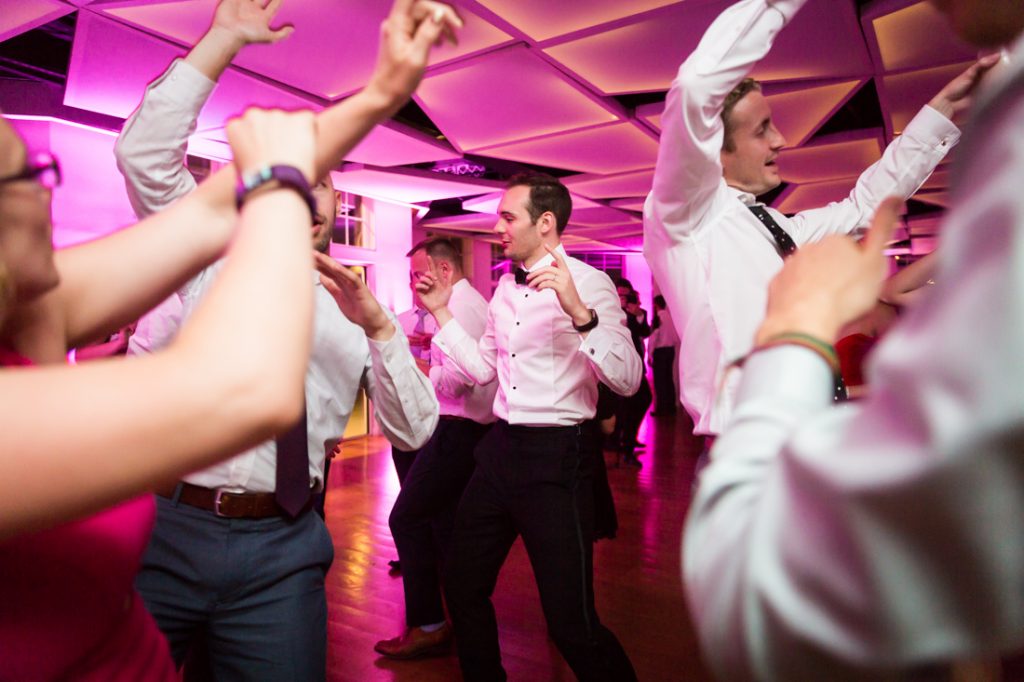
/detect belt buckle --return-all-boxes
[213,489,229,517]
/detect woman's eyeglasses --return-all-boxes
[0,151,62,190]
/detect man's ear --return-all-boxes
[538,211,557,237]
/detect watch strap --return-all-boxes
[236,165,318,221]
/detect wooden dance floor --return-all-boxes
[322,411,714,681]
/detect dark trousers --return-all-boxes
[652,346,677,415]
[392,447,420,487]
[136,495,334,681]
[444,421,637,682]
[619,377,653,455]
[389,416,492,627]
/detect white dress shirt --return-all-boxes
[432,245,642,426]
[643,0,960,436]
[117,58,438,493]
[649,308,679,351]
[427,279,497,425]
[684,33,1024,682]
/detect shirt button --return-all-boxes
[589,348,595,355]
[511,353,516,358]
[516,321,520,326]
[513,386,517,390]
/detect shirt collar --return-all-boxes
[727,185,759,207]
[520,243,568,273]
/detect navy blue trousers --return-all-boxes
[136,494,334,681]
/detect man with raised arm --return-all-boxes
[114,0,459,677]
[643,0,993,445]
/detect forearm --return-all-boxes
[366,332,440,451]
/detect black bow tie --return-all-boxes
[514,267,528,286]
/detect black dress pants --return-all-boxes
[389,416,491,627]
[652,346,677,415]
[619,377,653,455]
[444,421,637,682]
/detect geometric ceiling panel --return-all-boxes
[919,168,951,191]
[564,169,655,200]
[0,0,72,43]
[415,46,618,151]
[65,13,453,169]
[866,1,974,72]
[774,177,860,214]
[882,61,972,135]
[331,165,502,205]
[474,0,681,42]
[568,206,641,227]
[610,197,647,212]
[463,191,603,215]
[637,79,863,148]
[912,190,950,209]
[474,122,658,175]
[545,0,870,95]
[100,0,513,100]
[778,134,883,184]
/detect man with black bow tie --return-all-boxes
[416,173,642,681]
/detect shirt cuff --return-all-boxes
[432,319,470,356]
[579,328,613,364]
[905,104,961,150]
[737,345,834,411]
[368,329,411,375]
[151,58,217,106]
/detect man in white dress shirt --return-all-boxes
[643,0,991,443]
[113,0,450,677]
[417,174,642,681]
[375,238,497,659]
[684,0,1024,678]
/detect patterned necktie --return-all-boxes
[514,267,528,286]
[748,205,798,257]
[275,405,310,518]
[412,308,429,360]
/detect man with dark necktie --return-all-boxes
[114,0,450,677]
[642,0,993,452]
[416,173,642,681]
[375,238,496,659]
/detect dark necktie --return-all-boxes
[412,308,429,361]
[514,267,528,286]
[747,205,847,400]
[748,205,798,257]
[275,405,310,518]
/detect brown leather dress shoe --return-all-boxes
[373,623,452,660]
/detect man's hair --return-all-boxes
[654,294,666,309]
[624,291,639,305]
[407,237,463,273]
[506,173,572,235]
[615,277,633,291]
[721,78,762,153]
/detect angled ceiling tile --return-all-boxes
[882,61,972,135]
[473,122,658,174]
[866,1,974,72]
[778,133,884,184]
[98,0,513,100]
[473,0,681,43]
[331,164,502,205]
[414,46,618,152]
[563,169,655,200]
[774,177,860,214]
[463,191,602,215]
[0,0,73,43]
[545,0,871,95]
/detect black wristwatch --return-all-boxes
[572,308,598,333]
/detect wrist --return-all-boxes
[756,313,839,347]
[361,80,409,119]
[570,306,592,328]
[927,98,955,120]
[364,316,394,342]
[236,165,316,220]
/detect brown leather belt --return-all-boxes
[156,482,291,519]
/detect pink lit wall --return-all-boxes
[623,252,654,314]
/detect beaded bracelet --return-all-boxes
[727,331,840,377]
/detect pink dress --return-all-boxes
[0,348,177,681]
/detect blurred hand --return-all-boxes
[366,0,464,108]
[756,197,901,345]
[929,54,1001,121]
[414,254,454,314]
[212,0,294,47]
[226,108,316,181]
[314,252,394,340]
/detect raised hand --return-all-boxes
[211,0,294,48]
[414,254,454,315]
[526,245,591,328]
[928,53,1001,121]
[756,197,901,344]
[313,252,394,341]
[366,0,464,110]
[226,107,316,180]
